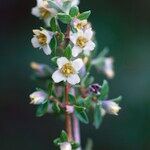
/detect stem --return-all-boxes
[73,114,81,150]
[65,83,73,141]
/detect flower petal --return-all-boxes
[83,41,95,51]
[84,28,93,40]
[52,70,66,83]
[67,74,80,85]
[70,32,78,44]
[72,46,82,57]
[72,58,84,72]
[31,7,40,17]
[42,29,53,43]
[31,37,40,48]
[42,45,52,55]
[57,57,69,69]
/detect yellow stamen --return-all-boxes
[37,33,47,45]
[61,63,75,77]
[76,36,88,48]
[39,7,50,19]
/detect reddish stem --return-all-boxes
[65,83,72,141]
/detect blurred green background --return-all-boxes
[0,0,150,149]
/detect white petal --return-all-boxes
[84,28,93,40]
[72,58,84,72]
[70,32,78,44]
[31,37,40,48]
[52,70,66,83]
[31,7,40,17]
[42,29,53,43]
[72,46,82,57]
[42,45,51,55]
[67,74,80,85]
[44,17,51,27]
[57,57,69,69]
[83,41,95,51]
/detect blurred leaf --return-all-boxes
[71,142,80,149]
[50,35,57,55]
[48,0,62,12]
[53,138,61,146]
[64,44,72,59]
[52,102,60,113]
[68,94,76,104]
[112,96,122,103]
[75,107,89,124]
[77,10,91,20]
[36,101,48,117]
[48,81,53,96]
[60,130,68,142]
[99,80,109,100]
[69,6,79,17]
[93,105,102,129]
[50,17,60,32]
[58,13,72,24]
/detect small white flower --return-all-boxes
[66,105,74,114]
[72,19,91,31]
[52,57,84,85]
[31,29,53,55]
[60,142,72,150]
[101,101,121,115]
[29,91,48,105]
[31,0,57,26]
[70,28,95,57]
[103,58,115,79]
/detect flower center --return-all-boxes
[76,36,88,48]
[37,33,47,45]
[76,22,87,30]
[39,7,50,19]
[61,63,75,77]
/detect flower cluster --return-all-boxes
[29,0,122,149]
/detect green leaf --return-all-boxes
[53,138,61,146]
[60,130,68,142]
[71,142,80,149]
[69,6,79,17]
[93,105,102,129]
[48,0,63,12]
[99,80,109,100]
[52,102,61,113]
[75,108,89,124]
[77,10,91,20]
[57,13,72,24]
[68,94,76,104]
[48,81,53,96]
[111,96,122,103]
[50,17,60,32]
[50,35,57,55]
[74,105,86,112]
[64,44,72,59]
[36,101,48,117]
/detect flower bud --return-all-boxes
[102,101,121,115]
[66,105,74,114]
[89,84,101,95]
[60,142,72,150]
[29,91,48,105]
[103,58,114,79]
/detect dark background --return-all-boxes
[0,0,150,149]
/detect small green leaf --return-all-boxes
[74,105,86,111]
[48,0,63,12]
[60,130,68,142]
[50,35,57,55]
[77,10,91,20]
[58,13,72,24]
[48,81,53,96]
[68,94,76,104]
[69,6,79,17]
[51,56,58,64]
[99,80,109,100]
[64,44,72,59]
[36,101,48,117]
[112,96,122,103]
[71,142,80,149]
[53,138,61,146]
[75,108,89,124]
[50,17,60,32]
[52,102,60,113]
[93,105,102,129]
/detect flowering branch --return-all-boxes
[29,0,122,149]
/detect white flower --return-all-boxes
[29,91,48,105]
[101,101,121,115]
[31,29,53,55]
[72,19,91,31]
[70,28,95,57]
[60,142,72,150]
[31,0,57,26]
[52,57,84,85]
[103,58,115,79]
